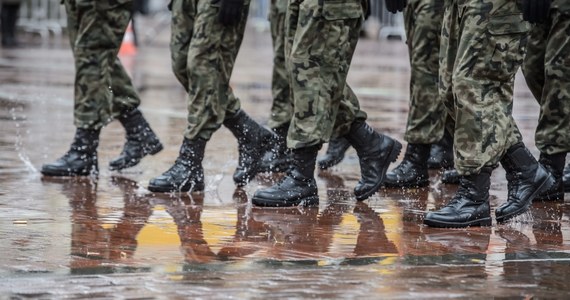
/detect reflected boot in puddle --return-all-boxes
[424,167,493,228]
[224,110,276,186]
[109,109,163,171]
[148,138,205,193]
[384,143,430,188]
[252,145,320,207]
[563,163,570,192]
[345,121,402,200]
[427,129,454,170]
[258,122,291,173]
[317,136,351,170]
[41,128,100,177]
[535,152,565,201]
[441,168,460,184]
[496,143,555,223]
[352,202,398,256]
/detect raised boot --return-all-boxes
[224,110,275,186]
[427,129,454,169]
[384,143,430,188]
[535,152,565,201]
[109,109,163,171]
[318,136,351,170]
[147,138,206,193]
[41,128,100,176]
[258,122,290,173]
[424,167,493,228]
[564,163,570,192]
[252,145,320,207]
[495,143,555,223]
[345,121,402,201]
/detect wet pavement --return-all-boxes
[1,20,570,299]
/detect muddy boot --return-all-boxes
[41,128,100,176]
[441,168,460,184]
[563,163,570,192]
[384,143,430,188]
[318,136,351,170]
[224,110,275,186]
[427,130,454,169]
[252,145,320,207]
[109,109,163,171]
[535,152,565,201]
[424,167,493,228]
[345,121,402,201]
[148,138,205,193]
[258,122,290,173]
[495,143,555,223]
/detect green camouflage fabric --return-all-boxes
[267,0,292,129]
[403,0,447,144]
[170,0,249,141]
[522,2,570,155]
[439,0,529,175]
[285,0,367,149]
[64,0,140,130]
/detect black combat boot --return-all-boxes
[564,163,570,192]
[345,121,402,201]
[384,143,430,188]
[318,136,351,170]
[495,143,555,223]
[41,128,101,176]
[147,138,206,193]
[1,4,19,48]
[535,152,565,201]
[258,122,290,173]
[441,168,460,184]
[224,110,275,186]
[109,109,163,171]
[424,167,493,228]
[427,129,454,169]
[252,145,320,207]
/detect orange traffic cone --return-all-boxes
[119,21,137,56]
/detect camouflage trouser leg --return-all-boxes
[522,10,570,155]
[267,0,292,129]
[64,0,140,130]
[403,0,446,144]
[285,0,365,149]
[440,0,528,175]
[170,0,247,141]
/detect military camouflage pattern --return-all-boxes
[522,3,570,155]
[267,0,292,129]
[64,0,140,130]
[439,0,529,175]
[402,0,447,144]
[285,0,367,149]
[170,0,249,141]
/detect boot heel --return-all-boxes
[387,139,403,163]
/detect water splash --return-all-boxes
[10,106,38,175]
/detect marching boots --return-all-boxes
[147,138,206,193]
[109,109,163,171]
[252,145,320,207]
[224,110,275,186]
[41,128,101,176]
[384,143,430,188]
[427,129,454,169]
[424,167,493,228]
[564,163,570,192]
[317,136,351,170]
[258,122,291,173]
[535,152,565,201]
[344,121,402,201]
[495,143,555,223]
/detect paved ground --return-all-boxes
[0,17,570,299]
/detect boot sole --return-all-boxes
[148,181,205,193]
[355,139,402,201]
[423,217,492,228]
[252,195,319,207]
[496,173,555,223]
[109,142,164,171]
